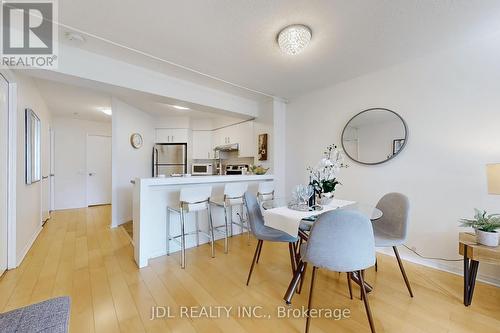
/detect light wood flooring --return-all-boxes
[0,205,499,332]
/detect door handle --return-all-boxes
[50,174,55,177]
[89,173,95,176]
[42,176,48,179]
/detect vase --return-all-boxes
[319,193,334,205]
[476,229,499,247]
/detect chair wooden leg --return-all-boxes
[288,243,297,274]
[347,272,353,300]
[305,266,317,333]
[256,241,263,263]
[359,270,376,333]
[393,246,414,297]
[246,240,262,286]
[375,258,378,272]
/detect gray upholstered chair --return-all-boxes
[300,210,376,333]
[244,192,299,286]
[373,192,413,297]
[0,296,71,332]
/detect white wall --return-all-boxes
[13,73,51,265]
[55,43,259,117]
[112,98,154,227]
[254,100,274,171]
[52,117,111,210]
[286,35,500,285]
[273,98,286,197]
[154,116,190,128]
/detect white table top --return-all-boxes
[262,199,382,237]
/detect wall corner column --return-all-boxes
[272,98,286,197]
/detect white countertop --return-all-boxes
[135,174,273,186]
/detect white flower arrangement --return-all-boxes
[307,144,348,195]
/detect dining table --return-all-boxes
[260,197,383,305]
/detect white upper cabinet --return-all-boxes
[192,130,214,159]
[211,121,254,157]
[233,121,254,157]
[156,128,189,143]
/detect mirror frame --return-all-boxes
[341,108,408,165]
[25,108,41,185]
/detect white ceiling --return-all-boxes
[30,74,252,123]
[33,77,112,122]
[57,0,500,99]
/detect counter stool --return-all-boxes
[210,182,249,253]
[167,186,214,269]
[257,181,275,203]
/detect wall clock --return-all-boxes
[130,133,143,149]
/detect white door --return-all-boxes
[49,129,55,211]
[0,75,9,276]
[41,127,50,222]
[86,135,112,206]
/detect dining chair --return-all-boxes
[373,192,413,297]
[243,192,299,286]
[300,210,377,333]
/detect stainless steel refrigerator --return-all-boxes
[152,143,187,177]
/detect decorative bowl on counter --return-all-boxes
[250,165,269,175]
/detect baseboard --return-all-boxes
[16,225,42,267]
[376,247,500,288]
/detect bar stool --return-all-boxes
[257,181,275,203]
[210,182,249,253]
[166,186,214,269]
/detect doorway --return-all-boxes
[0,74,9,276]
[86,135,112,206]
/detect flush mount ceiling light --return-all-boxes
[64,31,86,43]
[277,24,312,55]
[171,105,190,110]
[100,108,112,116]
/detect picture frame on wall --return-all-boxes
[393,138,405,155]
[258,133,268,161]
[25,108,41,185]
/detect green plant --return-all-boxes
[459,209,500,232]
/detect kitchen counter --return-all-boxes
[132,174,273,268]
[137,174,273,186]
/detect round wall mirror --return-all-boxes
[341,108,408,165]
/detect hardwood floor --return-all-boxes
[1,205,499,332]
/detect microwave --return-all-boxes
[192,163,213,175]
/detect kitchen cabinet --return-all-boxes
[192,130,214,159]
[232,121,254,157]
[156,128,189,143]
[212,121,254,157]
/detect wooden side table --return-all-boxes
[458,232,500,306]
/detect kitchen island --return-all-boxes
[132,175,273,267]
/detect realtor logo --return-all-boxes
[1,0,58,68]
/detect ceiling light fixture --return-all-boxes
[100,108,112,116]
[277,24,312,55]
[171,105,190,110]
[64,31,86,43]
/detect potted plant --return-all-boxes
[307,144,348,205]
[459,209,500,247]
